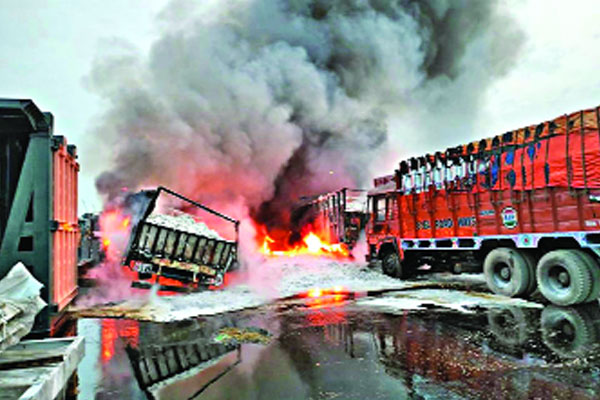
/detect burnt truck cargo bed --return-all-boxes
[123,186,239,288]
[293,188,368,249]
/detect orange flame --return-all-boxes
[259,228,350,259]
[59,222,75,232]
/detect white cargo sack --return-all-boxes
[0,262,47,353]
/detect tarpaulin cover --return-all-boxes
[393,106,600,238]
[398,106,600,194]
[478,108,600,192]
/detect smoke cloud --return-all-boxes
[89,0,523,231]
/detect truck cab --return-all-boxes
[366,174,402,276]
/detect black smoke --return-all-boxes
[88,0,523,234]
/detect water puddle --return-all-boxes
[71,293,600,399]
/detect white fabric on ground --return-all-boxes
[0,262,47,353]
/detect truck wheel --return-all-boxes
[541,305,597,358]
[571,250,600,303]
[520,251,538,296]
[382,252,403,279]
[213,273,224,287]
[536,250,592,306]
[484,248,532,297]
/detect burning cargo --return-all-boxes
[120,186,239,289]
[292,188,368,250]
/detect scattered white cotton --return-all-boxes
[357,289,543,314]
[147,213,224,240]
[135,260,420,322]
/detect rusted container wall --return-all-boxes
[52,138,79,311]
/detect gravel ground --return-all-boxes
[74,258,542,322]
[151,260,414,321]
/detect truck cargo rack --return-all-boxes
[123,186,240,288]
[294,187,368,249]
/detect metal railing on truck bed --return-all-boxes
[123,186,240,289]
[294,188,367,249]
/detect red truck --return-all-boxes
[366,105,600,306]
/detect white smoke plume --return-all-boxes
[89,0,523,230]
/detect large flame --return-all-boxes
[258,226,350,259]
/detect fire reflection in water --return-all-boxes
[302,288,349,328]
[75,303,600,400]
[101,319,140,364]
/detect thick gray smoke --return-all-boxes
[89,0,522,231]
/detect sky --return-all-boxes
[1,0,599,213]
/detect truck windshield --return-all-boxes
[376,197,386,221]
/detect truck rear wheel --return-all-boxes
[536,250,593,306]
[382,252,403,279]
[483,248,533,297]
[571,250,600,303]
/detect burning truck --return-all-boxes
[102,186,239,290]
[99,183,364,290]
[366,104,600,307]
[257,188,368,258]
[291,188,368,250]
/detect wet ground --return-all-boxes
[71,282,600,400]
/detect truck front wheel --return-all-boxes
[382,252,403,279]
[484,248,534,298]
[536,250,593,306]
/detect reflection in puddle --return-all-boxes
[76,299,600,399]
[101,319,139,363]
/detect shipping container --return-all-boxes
[0,99,79,333]
[366,105,600,306]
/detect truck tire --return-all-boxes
[520,251,538,296]
[484,248,532,297]
[541,305,597,358]
[382,252,403,279]
[536,250,593,306]
[571,250,600,303]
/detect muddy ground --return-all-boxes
[70,268,600,400]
